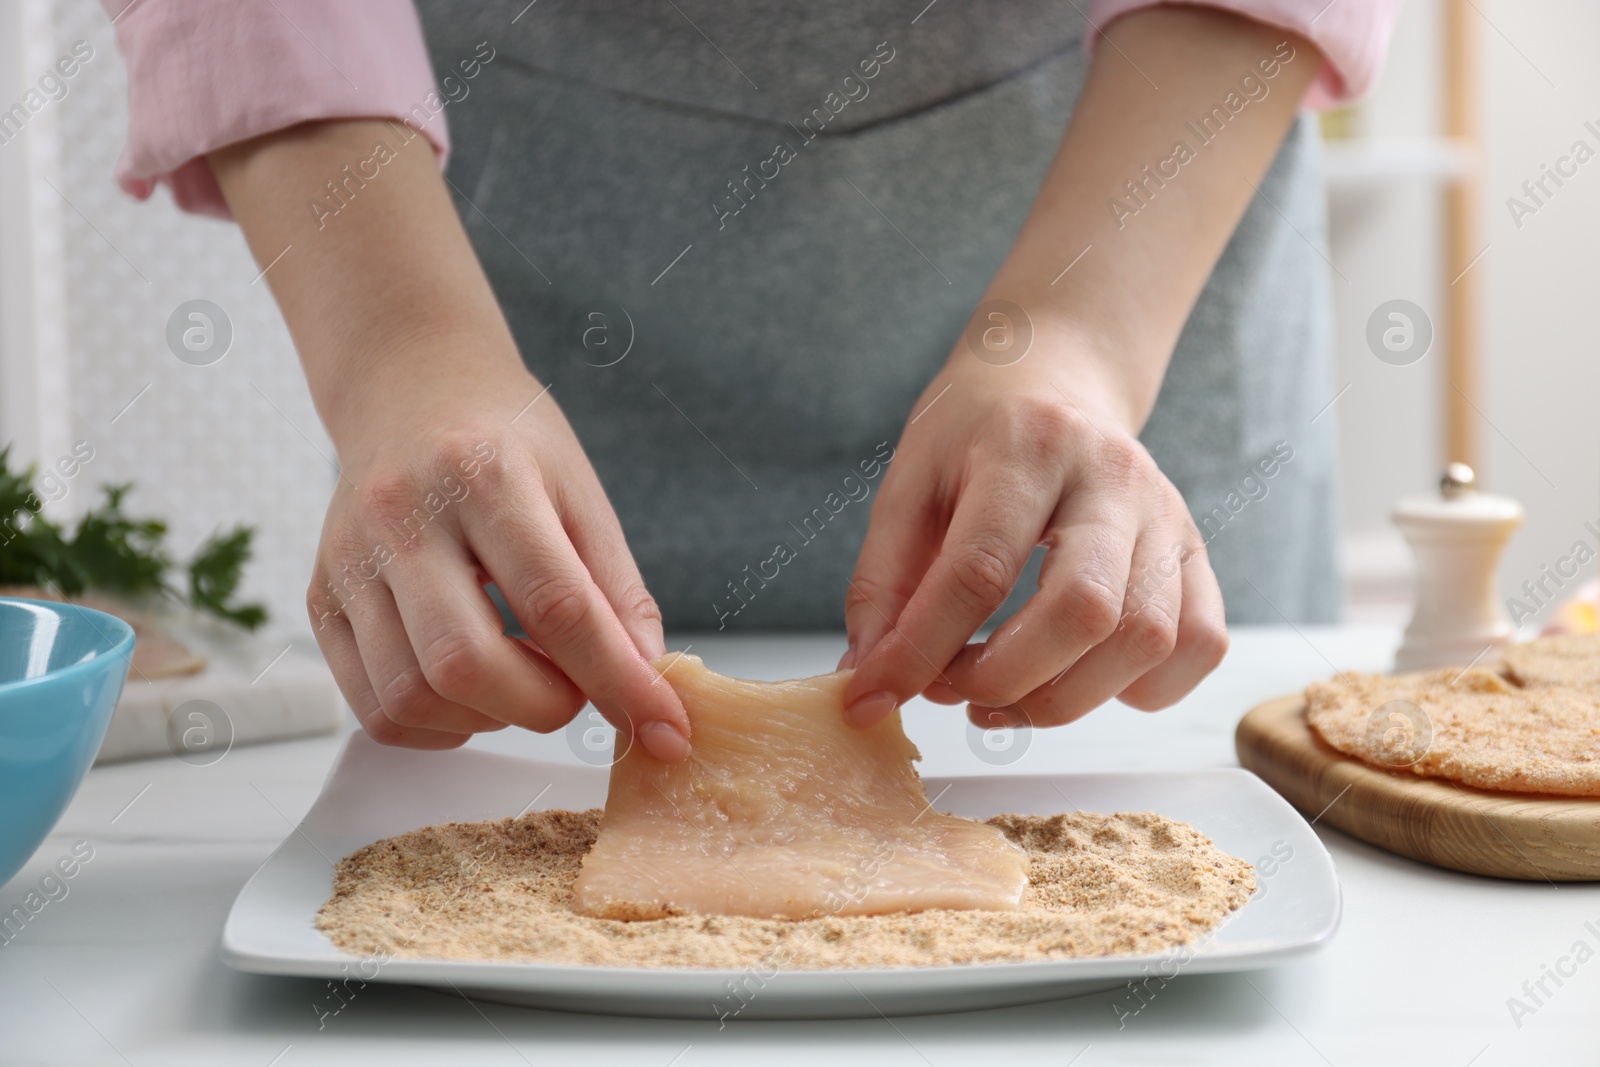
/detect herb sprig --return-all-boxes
[0,445,269,629]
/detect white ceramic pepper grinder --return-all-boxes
[1392,463,1525,673]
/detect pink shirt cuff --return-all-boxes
[1086,0,1401,107]
[100,0,449,219]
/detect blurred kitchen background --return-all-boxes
[1324,0,1600,628]
[2,0,1597,641]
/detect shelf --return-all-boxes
[1321,136,1478,188]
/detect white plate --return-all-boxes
[221,734,1340,1019]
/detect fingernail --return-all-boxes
[845,690,899,729]
[638,720,692,763]
[837,643,858,671]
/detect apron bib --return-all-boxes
[416,1,1341,628]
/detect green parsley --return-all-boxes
[0,445,269,630]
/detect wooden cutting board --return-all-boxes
[1236,693,1600,881]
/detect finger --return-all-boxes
[1117,540,1228,710]
[974,526,1183,728]
[845,466,1053,727]
[921,679,967,705]
[463,475,692,762]
[307,581,470,750]
[343,580,509,734]
[840,449,940,671]
[384,542,589,732]
[942,490,1139,707]
[559,471,667,660]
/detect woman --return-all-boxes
[104,0,1395,761]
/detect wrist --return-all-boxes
[947,308,1158,433]
[311,327,532,457]
[1043,317,1163,432]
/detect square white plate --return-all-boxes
[221,734,1340,1019]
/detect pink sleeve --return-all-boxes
[100,0,449,219]
[1086,0,1402,107]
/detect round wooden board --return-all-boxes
[1235,693,1600,881]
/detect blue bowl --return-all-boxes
[0,597,134,889]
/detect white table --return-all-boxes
[4,626,1595,1065]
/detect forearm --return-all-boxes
[984,6,1319,428]
[208,120,528,450]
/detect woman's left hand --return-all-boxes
[838,328,1228,730]
[834,5,1322,730]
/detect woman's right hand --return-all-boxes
[207,120,691,762]
[307,360,692,761]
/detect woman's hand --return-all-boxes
[308,357,692,758]
[839,6,1318,730]
[209,120,689,760]
[839,330,1227,729]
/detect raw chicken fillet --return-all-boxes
[573,654,1029,920]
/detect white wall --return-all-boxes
[0,0,73,490]
[1,0,335,638]
[1478,0,1600,620]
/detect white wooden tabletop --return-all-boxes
[4,626,1594,1066]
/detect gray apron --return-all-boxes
[417,1,1341,628]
